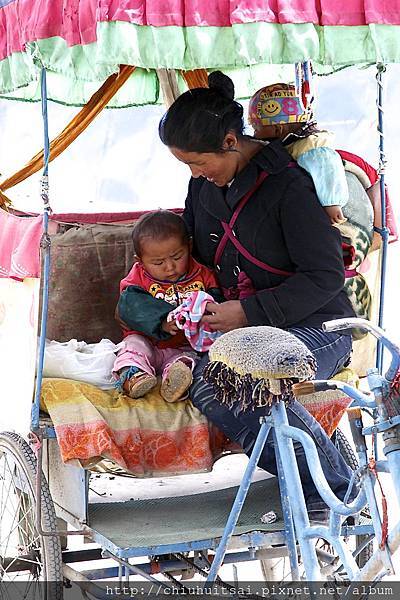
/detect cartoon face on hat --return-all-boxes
[249,83,309,129]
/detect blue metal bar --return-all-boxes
[314,511,361,580]
[269,403,321,580]
[80,548,287,583]
[273,430,299,578]
[271,404,378,580]
[40,425,57,438]
[82,528,285,560]
[332,383,376,408]
[340,524,375,536]
[301,378,376,408]
[41,68,50,178]
[303,517,360,580]
[205,420,272,584]
[357,518,400,581]
[281,423,367,516]
[375,64,388,373]
[31,68,52,430]
[102,550,174,590]
[363,417,400,435]
[347,410,393,571]
[323,318,400,382]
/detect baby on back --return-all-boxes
[249,82,348,224]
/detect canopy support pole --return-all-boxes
[31,68,52,430]
[375,64,389,374]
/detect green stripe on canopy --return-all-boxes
[1,22,400,105]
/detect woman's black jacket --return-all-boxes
[182,140,355,330]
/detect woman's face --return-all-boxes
[170,145,240,187]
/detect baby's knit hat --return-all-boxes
[249,83,311,129]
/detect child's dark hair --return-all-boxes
[159,71,244,153]
[132,210,190,257]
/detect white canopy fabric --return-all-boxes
[0,64,398,338]
[0,64,397,215]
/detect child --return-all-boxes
[248,83,348,224]
[113,210,222,402]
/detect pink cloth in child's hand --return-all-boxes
[0,210,43,280]
[168,291,221,352]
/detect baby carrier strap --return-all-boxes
[213,171,267,268]
[214,162,356,281]
[214,166,296,278]
[219,222,294,277]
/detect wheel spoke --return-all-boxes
[1,489,26,558]
[0,435,62,593]
[0,578,43,600]
[0,459,24,560]
[0,449,43,584]
[0,458,19,526]
[19,491,35,545]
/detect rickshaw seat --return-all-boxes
[39,370,356,478]
[39,206,367,477]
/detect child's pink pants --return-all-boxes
[113,334,195,380]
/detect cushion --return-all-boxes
[204,326,317,411]
[47,223,136,343]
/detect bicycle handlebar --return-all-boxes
[323,318,400,381]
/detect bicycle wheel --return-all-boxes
[333,427,373,568]
[0,431,63,599]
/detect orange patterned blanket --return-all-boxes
[41,368,357,476]
[40,378,235,477]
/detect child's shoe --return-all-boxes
[123,371,157,399]
[161,360,193,403]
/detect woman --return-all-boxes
[158,72,357,517]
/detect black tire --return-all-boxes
[0,431,63,598]
[333,428,359,471]
[333,427,373,568]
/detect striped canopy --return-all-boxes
[1,0,400,105]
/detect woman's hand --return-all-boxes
[162,319,179,335]
[201,301,248,333]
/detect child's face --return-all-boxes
[138,236,191,282]
[252,122,306,140]
[252,123,289,139]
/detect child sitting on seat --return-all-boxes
[248,83,348,224]
[113,210,222,402]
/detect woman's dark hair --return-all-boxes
[132,210,190,257]
[159,71,244,153]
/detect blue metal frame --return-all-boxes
[79,528,288,561]
[32,68,52,432]
[205,421,272,583]
[273,429,300,578]
[375,64,390,373]
[67,321,394,585]
[205,320,400,584]
[29,66,397,590]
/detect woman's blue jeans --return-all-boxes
[190,327,354,508]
